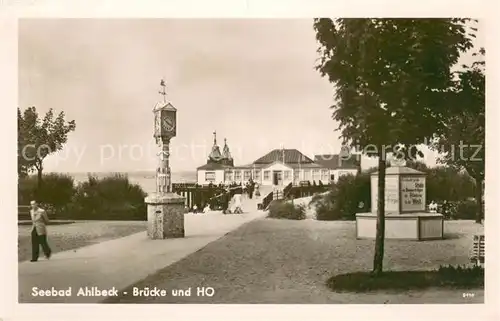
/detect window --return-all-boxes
[234,170,242,181]
[303,170,311,181]
[293,170,299,182]
[312,169,320,181]
[254,169,261,180]
[321,169,329,182]
[244,170,251,181]
[224,170,233,182]
[205,171,216,182]
[284,170,291,180]
[263,170,270,180]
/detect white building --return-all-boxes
[313,154,360,183]
[196,132,361,186]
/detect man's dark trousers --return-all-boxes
[31,228,51,261]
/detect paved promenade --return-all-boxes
[19,210,265,303]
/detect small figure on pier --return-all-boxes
[254,183,260,197]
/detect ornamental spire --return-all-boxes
[159,79,167,103]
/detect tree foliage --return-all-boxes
[314,18,475,152]
[313,172,371,221]
[314,18,476,274]
[433,48,485,222]
[405,162,476,202]
[18,106,76,187]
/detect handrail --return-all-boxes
[207,185,243,201]
[283,182,293,199]
[261,191,274,210]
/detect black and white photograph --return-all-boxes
[1,1,496,319]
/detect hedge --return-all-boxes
[267,200,306,220]
[312,173,371,221]
[312,165,478,221]
[438,199,481,220]
[18,173,147,220]
[18,173,75,216]
[326,264,484,292]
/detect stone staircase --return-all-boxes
[237,185,276,213]
[241,193,260,213]
[258,185,275,197]
[256,185,285,211]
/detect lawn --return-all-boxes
[18,221,147,262]
[104,219,483,304]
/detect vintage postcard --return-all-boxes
[0,0,497,320]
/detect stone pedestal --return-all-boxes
[356,166,444,241]
[145,192,186,239]
[356,212,444,240]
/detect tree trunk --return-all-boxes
[36,160,43,201]
[37,167,43,188]
[474,177,483,223]
[372,148,386,275]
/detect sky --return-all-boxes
[18,19,484,173]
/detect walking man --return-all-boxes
[30,200,52,262]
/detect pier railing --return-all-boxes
[172,183,243,210]
[172,181,333,212]
[258,181,332,211]
[287,182,331,199]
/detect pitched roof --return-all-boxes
[314,154,360,170]
[196,163,233,170]
[288,163,324,169]
[222,138,233,160]
[208,145,222,160]
[232,162,324,170]
[253,149,314,164]
[153,101,176,112]
[233,163,268,170]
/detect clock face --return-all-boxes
[162,117,175,132]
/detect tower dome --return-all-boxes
[221,138,234,166]
[208,131,223,162]
[222,138,233,160]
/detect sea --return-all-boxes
[68,171,197,194]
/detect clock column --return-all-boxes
[145,80,185,239]
[157,139,171,193]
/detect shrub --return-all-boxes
[437,264,484,285]
[267,200,306,220]
[310,191,338,220]
[326,265,484,292]
[403,162,476,202]
[313,173,370,221]
[439,199,480,220]
[425,166,475,202]
[68,173,147,220]
[455,200,481,220]
[18,176,37,205]
[18,173,75,217]
[310,193,325,205]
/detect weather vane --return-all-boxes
[159,79,167,103]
